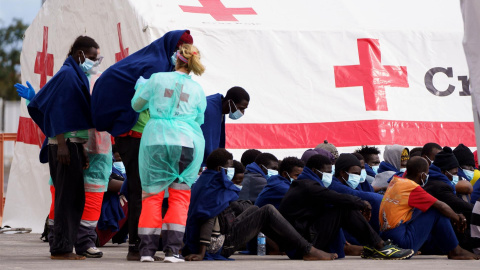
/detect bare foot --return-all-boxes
[448,245,480,260]
[344,242,363,256]
[303,247,338,260]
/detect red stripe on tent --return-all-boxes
[225,120,476,149]
[16,116,45,148]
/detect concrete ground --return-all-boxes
[0,233,479,270]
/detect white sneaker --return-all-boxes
[164,254,185,263]
[140,256,154,262]
[82,247,103,258]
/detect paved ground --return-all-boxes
[0,233,479,270]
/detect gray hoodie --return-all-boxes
[372,144,406,189]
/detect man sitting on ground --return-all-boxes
[355,145,381,178]
[379,156,479,260]
[239,153,279,204]
[183,149,337,261]
[372,145,409,192]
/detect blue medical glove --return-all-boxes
[14,81,35,101]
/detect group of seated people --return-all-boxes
[87,141,480,261]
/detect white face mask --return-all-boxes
[315,169,332,188]
[360,169,367,183]
[222,167,235,181]
[262,164,278,178]
[228,101,243,120]
[344,173,361,189]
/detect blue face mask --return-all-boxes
[360,169,367,183]
[372,165,379,174]
[113,161,126,174]
[222,167,235,181]
[228,101,243,120]
[79,51,95,73]
[399,168,406,173]
[170,51,177,66]
[447,171,459,186]
[262,165,278,178]
[331,165,336,176]
[286,172,295,183]
[320,171,333,188]
[344,173,361,189]
[464,170,474,181]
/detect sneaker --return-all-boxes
[163,248,185,263]
[366,240,414,260]
[141,256,155,262]
[82,247,103,258]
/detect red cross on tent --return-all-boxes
[34,26,54,88]
[334,38,409,111]
[180,0,256,21]
[115,22,129,62]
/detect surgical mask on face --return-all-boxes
[464,170,474,181]
[425,156,434,164]
[360,169,367,183]
[371,165,379,174]
[344,173,361,189]
[286,172,295,183]
[113,161,126,174]
[234,184,243,190]
[79,51,95,73]
[399,168,407,173]
[331,165,336,176]
[262,165,278,178]
[319,170,333,188]
[224,167,235,181]
[228,101,243,120]
[170,51,177,66]
[421,172,429,187]
[446,171,459,186]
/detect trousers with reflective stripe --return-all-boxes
[138,182,191,257]
[48,186,104,254]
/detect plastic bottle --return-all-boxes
[257,232,266,256]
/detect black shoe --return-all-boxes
[364,240,414,260]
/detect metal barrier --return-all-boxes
[0,133,17,226]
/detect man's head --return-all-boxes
[301,148,335,164]
[232,160,245,185]
[421,142,442,165]
[206,148,234,172]
[405,156,429,186]
[68,36,100,66]
[383,145,409,171]
[306,154,333,180]
[355,145,380,167]
[316,140,339,161]
[433,146,460,182]
[334,153,362,185]
[453,144,475,172]
[352,153,365,169]
[241,149,262,167]
[255,153,279,175]
[222,87,250,119]
[279,157,304,181]
[410,147,423,158]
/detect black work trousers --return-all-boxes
[48,141,85,254]
[115,136,142,251]
[221,205,311,258]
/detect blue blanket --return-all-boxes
[201,94,225,166]
[255,175,291,209]
[183,169,240,260]
[365,163,376,177]
[377,161,399,174]
[245,162,268,179]
[91,30,188,136]
[428,164,455,193]
[297,167,324,186]
[27,56,92,163]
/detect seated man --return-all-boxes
[355,145,381,178]
[372,145,409,191]
[183,148,337,261]
[453,144,476,182]
[279,155,414,260]
[424,147,474,252]
[421,142,442,166]
[240,149,262,167]
[379,156,479,260]
[238,153,279,204]
[256,157,304,209]
[328,154,383,232]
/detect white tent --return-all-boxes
[3,0,473,232]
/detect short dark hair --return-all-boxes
[233,160,245,175]
[354,145,380,162]
[406,156,429,178]
[67,36,99,58]
[306,154,332,171]
[421,143,442,157]
[279,157,304,175]
[206,148,233,170]
[241,149,262,167]
[410,147,423,157]
[352,152,364,161]
[254,153,278,167]
[225,86,250,103]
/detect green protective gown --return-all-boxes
[132,72,206,194]
[83,129,112,192]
